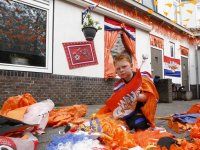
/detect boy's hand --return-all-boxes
[137,93,148,102]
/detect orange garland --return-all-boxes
[150,34,164,49]
[91,0,200,45]
[180,45,189,56]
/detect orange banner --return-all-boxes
[105,70,142,119]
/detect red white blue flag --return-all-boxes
[83,4,99,15]
[104,17,136,41]
[164,56,181,77]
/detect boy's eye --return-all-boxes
[122,66,126,69]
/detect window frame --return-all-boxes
[173,2,177,21]
[110,32,132,61]
[142,0,157,12]
[0,0,53,73]
[196,5,200,27]
[170,42,175,58]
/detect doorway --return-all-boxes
[181,56,189,91]
[151,48,163,79]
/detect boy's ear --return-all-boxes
[131,63,133,68]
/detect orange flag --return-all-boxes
[175,11,181,14]
[177,3,184,7]
[148,9,153,14]
[188,1,197,5]
[186,10,193,14]
[164,11,168,16]
[183,24,187,28]
[154,1,158,6]
[184,18,190,21]
[170,20,177,24]
[7,43,11,48]
[165,3,172,7]
[197,19,200,21]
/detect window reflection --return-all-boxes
[111,33,132,61]
[0,0,47,67]
[142,0,157,12]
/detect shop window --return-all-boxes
[110,33,132,60]
[0,0,47,67]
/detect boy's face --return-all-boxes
[115,60,133,82]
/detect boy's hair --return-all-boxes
[113,53,131,66]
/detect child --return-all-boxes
[113,53,159,131]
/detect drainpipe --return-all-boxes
[195,39,199,99]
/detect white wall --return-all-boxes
[198,50,200,84]
[157,0,181,24]
[189,44,197,84]
[135,29,151,73]
[149,29,198,85]
[53,0,104,78]
[181,1,200,28]
[53,0,197,85]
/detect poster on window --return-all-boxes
[164,56,181,77]
[62,41,98,69]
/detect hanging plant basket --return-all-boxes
[82,26,97,41]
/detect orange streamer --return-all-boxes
[91,0,200,45]
[150,34,164,49]
[180,45,189,56]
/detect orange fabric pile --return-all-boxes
[47,105,88,128]
[98,117,137,149]
[165,138,199,150]
[1,93,37,116]
[187,104,200,114]
[95,116,172,150]
[189,117,200,138]
[140,76,159,128]
[134,129,172,149]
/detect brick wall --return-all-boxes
[0,70,175,106]
[190,84,200,99]
[0,70,118,106]
[155,79,172,103]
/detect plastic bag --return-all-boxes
[0,132,38,150]
[23,99,54,134]
[1,93,37,116]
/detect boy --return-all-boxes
[113,53,159,131]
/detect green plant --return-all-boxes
[82,14,102,31]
